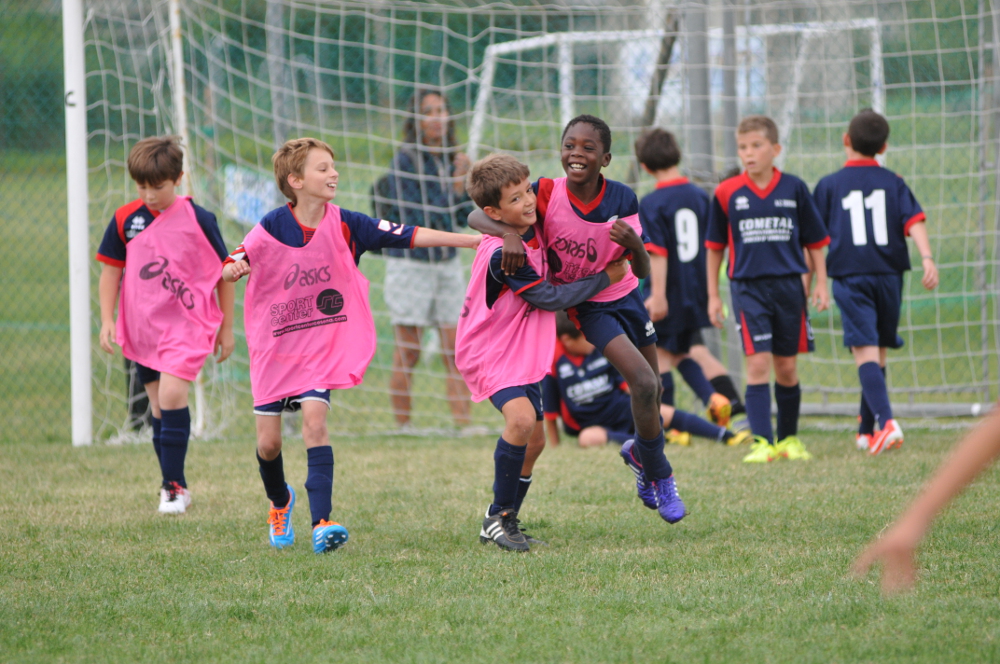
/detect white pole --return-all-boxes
[558,36,574,131]
[63,0,92,446]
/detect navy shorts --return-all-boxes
[254,389,331,416]
[563,406,634,437]
[833,273,905,349]
[133,362,160,386]
[568,288,657,353]
[730,276,814,356]
[489,383,543,421]
[655,325,701,355]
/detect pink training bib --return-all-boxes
[242,203,376,406]
[116,196,223,381]
[455,235,556,402]
[541,177,641,302]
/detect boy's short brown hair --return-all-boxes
[737,115,779,144]
[634,127,682,172]
[556,311,582,339]
[466,153,530,210]
[127,135,184,185]
[847,108,890,157]
[272,137,336,205]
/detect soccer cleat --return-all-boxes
[856,433,873,451]
[312,519,349,553]
[725,428,754,446]
[158,481,191,514]
[652,475,686,524]
[742,436,777,463]
[480,509,530,552]
[775,436,812,460]
[730,415,751,433]
[619,439,657,509]
[665,429,692,446]
[512,517,547,546]
[267,484,295,549]
[869,419,904,456]
[706,393,733,428]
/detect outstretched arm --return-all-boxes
[852,408,1000,594]
[412,227,481,250]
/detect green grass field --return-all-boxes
[3,425,1000,663]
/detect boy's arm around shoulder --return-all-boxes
[517,258,628,312]
[412,226,480,250]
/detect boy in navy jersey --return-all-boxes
[813,110,938,455]
[706,116,831,463]
[96,136,235,514]
[634,128,750,439]
[543,313,741,449]
[470,115,686,525]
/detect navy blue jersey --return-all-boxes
[638,178,711,328]
[812,159,926,278]
[96,198,228,267]
[226,204,416,266]
[706,169,829,280]
[543,345,631,432]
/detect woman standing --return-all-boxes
[383,90,475,429]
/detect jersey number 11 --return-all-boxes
[842,189,888,247]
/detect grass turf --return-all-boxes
[3,425,1000,663]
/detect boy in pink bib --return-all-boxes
[458,154,627,551]
[223,138,479,553]
[470,115,686,525]
[97,135,236,515]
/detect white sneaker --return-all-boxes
[158,481,191,514]
[856,433,873,451]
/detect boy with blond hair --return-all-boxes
[705,116,830,463]
[97,135,235,514]
[224,137,478,553]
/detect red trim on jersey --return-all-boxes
[714,176,744,217]
[525,234,540,250]
[550,338,566,375]
[618,380,629,392]
[903,212,927,236]
[645,242,668,257]
[514,279,544,296]
[544,412,559,421]
[798,313,810,354]
[96,254,126,268]
[536,178,555,221]
[844,159,881,167]
[566,307,583,331]
[726,222,737,279]
[560,402,582,433]
[743,168,782,200]
[409,227,418,248]
[655,177,690,189]
[340,221,356,259]
[114,199,148,244]
[704,240,726,251]
[566,176,607,215]
[740,311,754,355]
[804,237,831,249]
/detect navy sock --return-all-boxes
[858,362,892,429]
[633,431,672,482]
[667,410,727,442]
[257,451,289,508]
[514,475,532,512]
[774,382,801,441]
[305,445,335,527]
[659,372,675,406]
[745,383,773,443]
[489,437,527,515]
[859,394,875,435]
[710,376,746,415]
[159,407,190,487]
[151,415,162,465]
[677,358,715,405]
[606,429,632,445]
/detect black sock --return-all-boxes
[159,407,190,487]
[257,451,289,508]
[774,382,801,441]
[514,475,532,512]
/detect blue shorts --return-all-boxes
[489,383,543,421]
[655,325,701,355]
[568,288,657,353]
[254,389,332,416]
[730,276,814,356]
[833,274,905,349]
[563,405,634,437]
[134,362,160,386]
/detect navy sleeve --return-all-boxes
[192,203,230,262]
[96,216,126,266]
[639,197,667,254]
[795,180,829,247]
[898,180,925,230]
[542,374,561,416]
[706,193,729,248]
[340,208,417,257]
[811,178,831,231]
[518,273,611,312]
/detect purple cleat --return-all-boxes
[619,439,657,510]
[652,475,686,524]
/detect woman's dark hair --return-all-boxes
[402,89,458,161]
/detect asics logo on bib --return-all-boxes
[138,256,195,310]
[283,263,331,290]
[551,236,599,263]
